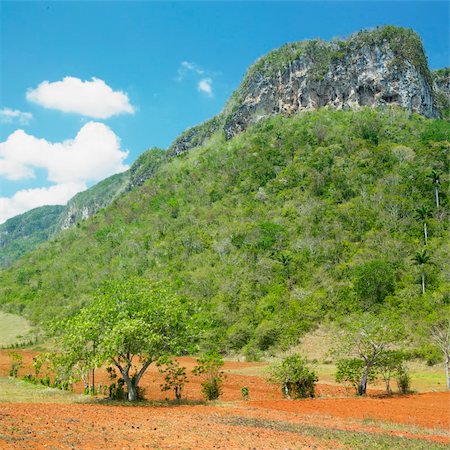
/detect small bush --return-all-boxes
[192,352,225,401]
[396,367,411,394]
[157,357,188,401]
[8,352,23,378]
[241,386,249,400]
[270,354,317,399]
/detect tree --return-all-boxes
[335,314,404,395]
[269,354,317,399]
[375,350,409,395]
[412,249,432,294]
[352,261,395,309]
[430,319,450,390]
[429,170,441,207]
[58,278,196,401]
[335,358,377,395]
[415,206,431,245]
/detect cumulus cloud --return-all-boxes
[198,78,213,97]
[0,108,33,125]
[26,77,135,119]
[0,183,85,224]
[0,122,129,223]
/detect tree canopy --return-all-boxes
[57,278,196,400]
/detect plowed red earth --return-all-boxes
[0,351,448,449]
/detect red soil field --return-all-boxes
[0,350,448,449]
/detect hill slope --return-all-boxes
[0,108,448,354]
[0,205,64,268]
[1,26,448,270]
[0,149,166,268]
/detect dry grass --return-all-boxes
[0,312,33,347]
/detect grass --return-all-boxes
[0,311,33,347]
[0,377,87,404]
[216,416,449,449]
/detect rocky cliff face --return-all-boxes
[58,171,130,230]
[169,26,443,156]
[432,68,450,118]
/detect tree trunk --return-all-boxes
[421,271,425,294]
[423,222,428,245]
[446,353,450,391]
[358,364,371,396]
[117,359,152,401]
[434,187,439,207]
[122,372,137,401]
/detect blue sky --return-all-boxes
[0,1,449,222]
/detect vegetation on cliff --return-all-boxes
[0,108,448,359]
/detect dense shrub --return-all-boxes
[270,354,317,399]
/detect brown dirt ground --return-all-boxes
[0,350,448,449]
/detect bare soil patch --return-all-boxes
[0,351,448,449]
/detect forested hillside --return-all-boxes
[0,205,64,268]
[0,108,448,355]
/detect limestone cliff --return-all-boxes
[169,26,443,156]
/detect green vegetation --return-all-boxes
[0,377,86,403]
[334,314,406,395]
[0,108,448,362]
[0,205,64,268]
[129,147,166,188]
[0,171,130,269]
[57,171,130,230]
[193,352,225,400]
[55,278,196,401]
[269,354,317,398]
[157,356,189,401]
[168,115,224,156]
[432,68,450,120]
[0,311,33,347]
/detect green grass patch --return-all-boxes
[0,312,33,347]
[0,377,87,403]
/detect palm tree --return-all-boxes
[415,206,431,245]
[429,170,441,208]
[412,249,431,294]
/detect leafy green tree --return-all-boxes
[335,358,377,394]
[335,314,405,395]
[412,249,432,294]
[352,261,395,309]
[57,278,195,401]
[375,350,409,395]
[269,354,317,399]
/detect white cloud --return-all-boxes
[0,122,128,183]
[198,78,213,97]
[0,108,33,125]
[26,77,135,119]
[176,62,214,98]
[0,183,85,224]
[0,122,129,223]
[175,61,205,81]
